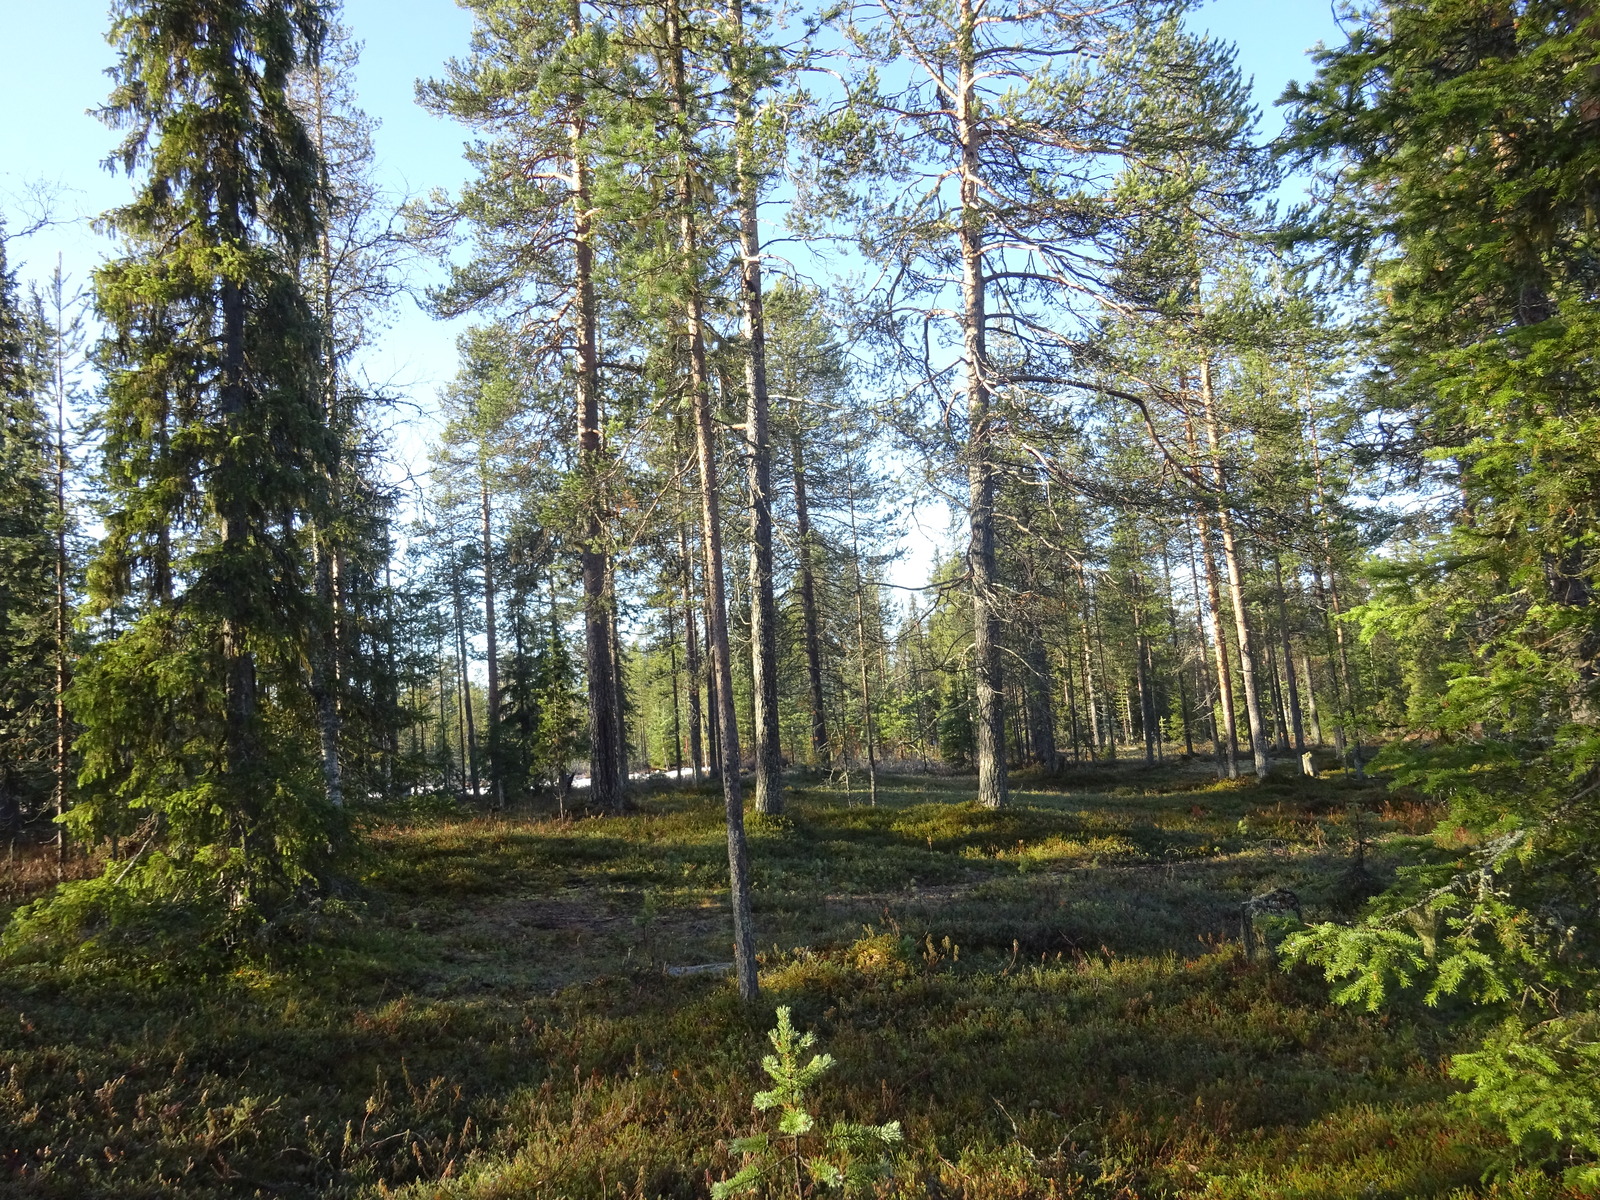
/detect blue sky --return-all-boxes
[0,0,1345,584]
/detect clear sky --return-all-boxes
[0,0,1345,583]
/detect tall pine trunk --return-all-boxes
[1200,358,1269,780]
[452,571,480,800]
[1273,555,1309,768]
[1188,491,1238,778]
[666,0,757,998]
[481,474,503,808]
[790,419,829,765]
[845,453,878,805]
[678,515,704,784]
[570,2,625,813]
[729,0,782,814]
[957,0,1007,808]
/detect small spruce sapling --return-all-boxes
[713,1006,902,1199]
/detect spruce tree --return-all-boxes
[67,0,340,917]
[0,229,56,843]
[1282,1,1600,1167]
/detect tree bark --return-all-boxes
[845,453,879,805]
[956,0,1007,808]
[1199,358,1269,780]
[666,0,758,998]
[1130,570,1157,765]
[452,570,480,800]
[1273,554,1309,768]
[791,422,829,765]
[481,474,503,808]
[729,0,782,814]
[1188,492,1238,778]
[570,0,625,814]
[678,516,704,784]
[1160,540,1194,757]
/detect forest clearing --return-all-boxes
[3,0,1600,1194]
[3,763,1569,1199]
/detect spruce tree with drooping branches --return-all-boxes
[51,0,343,931]
[1280,2,1600,1173]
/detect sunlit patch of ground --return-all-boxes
[0,761,1578,1197]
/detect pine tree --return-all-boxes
[826,0,1257,805]
[419,0,630,815]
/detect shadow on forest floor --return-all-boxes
[0,759,1573,1199]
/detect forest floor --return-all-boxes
[0,759,1583,1199]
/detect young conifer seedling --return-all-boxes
[713,1006,902,1198]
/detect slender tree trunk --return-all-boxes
[610,585,628,786]
[437,640,452,791]
[729,0,782,813]
[480,475,503,809]
[956,0,1007,808]
[1092,594,1117,761]
[1200,359,1269,779]
[667,600,684,777]
[452,572,480,800]
[1303,390,1365,777]
[1063,646,1081,763]
[1075,579,1100,755]
[570,3,624,814]
[791,423,829,765]
[1183,519,1221,768]
[1261,601,1291,750]
[313,539,344,807]
[1160,540,1194,757]
[1131,571,1157,765]
[706,597,722,778]
[1026,633,1057,770]
[845,454,878,806]
[678,517,704,784]
[1273,554,1309,767]
[667,0,757,998]
[215,144,262,883]
[1323,563,1365,778]
[305,44,346,816]
[383,557,398,796]
[1299,646,1323,747]
[1189,499,1238,778]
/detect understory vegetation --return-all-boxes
[0,764,1585,1199]
[3,0,1599,1192]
